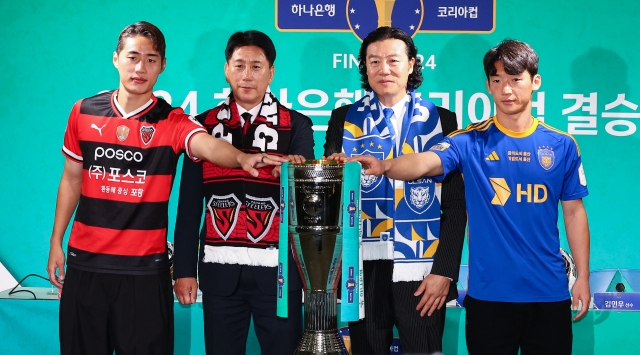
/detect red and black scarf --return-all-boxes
[198,91,292,266]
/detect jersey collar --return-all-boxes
[112,90,155,119]
[493,116,539,138]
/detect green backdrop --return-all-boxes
[1,0,638,296]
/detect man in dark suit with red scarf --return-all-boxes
[172,30,314,355]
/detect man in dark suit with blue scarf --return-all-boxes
[324,26,467,355]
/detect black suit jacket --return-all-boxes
[173,109,315,296]
[323,104,467,302]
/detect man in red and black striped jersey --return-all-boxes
[46,22,284,355]
[172,31,315,355]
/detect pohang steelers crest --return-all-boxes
[276,0,496,40]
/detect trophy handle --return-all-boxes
[277,162,290,318]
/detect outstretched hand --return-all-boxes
[347,155,385,176]
[322,152,348,163]
[272,155,307,177]
[238,153,287,177]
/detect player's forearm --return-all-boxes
[384,152,444,181]
[564,201,591,277]
[50,173,82,247]
[192,134,243,168]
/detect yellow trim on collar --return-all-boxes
[493,116,538,138]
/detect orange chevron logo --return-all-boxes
[486,151,500,161]
[489,178,511,206]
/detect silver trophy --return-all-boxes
[288,161,348,355]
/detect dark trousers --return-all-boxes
[202,266,302,355]
[464,295,573,355]
[348,260,446,355]
[59,266,174,355]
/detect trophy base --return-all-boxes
[295,330,348,355]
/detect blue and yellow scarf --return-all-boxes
[343,89,445,281]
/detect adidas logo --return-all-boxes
[486,151,500,161]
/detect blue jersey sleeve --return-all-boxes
[428,135,465,182]
[561,137,589,201]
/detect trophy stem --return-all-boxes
[296,291,347,355]
[305,291,337,330]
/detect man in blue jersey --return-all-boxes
[350,39,591,355]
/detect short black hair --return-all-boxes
[225,30,276,66]
[358,26,423,90]
[116,21,166,59]
[483,39,539,79]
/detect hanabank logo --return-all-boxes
[207,194,241,240]
[276,0,495,40]
[245,195,278,243]
[346,266,356,304]
[280,187,286,224]
[277,262,286,299]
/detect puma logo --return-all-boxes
[91,124,106,136]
